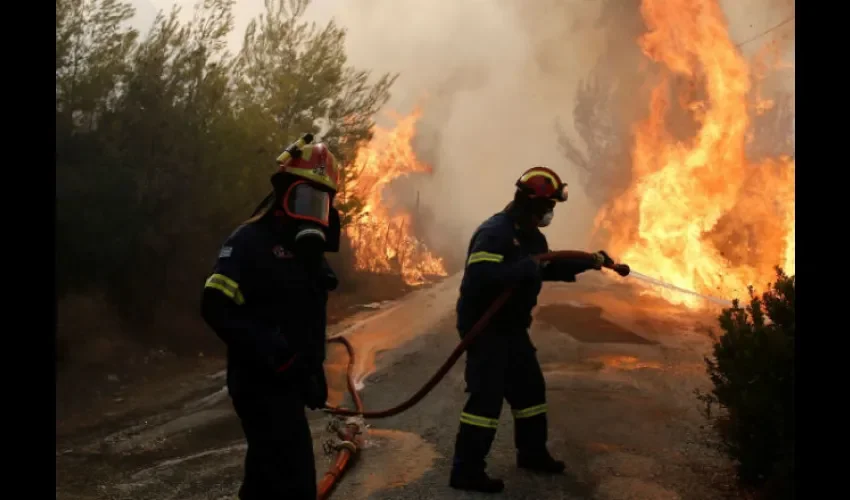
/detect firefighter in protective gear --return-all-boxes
[201,140,342,499]
[449,165,611,493]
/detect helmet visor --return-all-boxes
[284,182,331,226]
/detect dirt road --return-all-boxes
[56,273,739,500]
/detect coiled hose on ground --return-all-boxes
[315,251,630,499]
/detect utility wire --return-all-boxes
[736,15,795,48]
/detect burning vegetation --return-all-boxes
[342,109,448,286]
[593,0,795,309]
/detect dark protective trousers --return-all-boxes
[452,333,549,471]
[230,383,316,499]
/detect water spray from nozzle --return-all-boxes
[597,251,734,307]
[624,270,734,307]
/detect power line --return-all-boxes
[736,15,795,48]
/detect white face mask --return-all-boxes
[538,210,554,227]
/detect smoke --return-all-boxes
[319,0,609,265]
[316,0,794,267]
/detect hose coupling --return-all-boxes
[344,416,367,435]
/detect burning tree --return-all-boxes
[339,109,448,286]
[749,90,794,160]
[554,0,650,209]
[556,77,633,207]
[588,0,795,308]
[746,39,795,162]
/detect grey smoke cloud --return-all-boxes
[319,0,794,268]
[129,0,794,267]
[324,0,611,266]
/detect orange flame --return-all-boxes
[343,108,447,285]
[594,0,795,309]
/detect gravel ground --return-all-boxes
[56,273,742,500]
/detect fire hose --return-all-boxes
[315,251,630,499]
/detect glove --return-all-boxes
[591,250,617,270]
[590,251,630,276]
[303,366,328,410]
[321,260,339,291]
[590,252,605,270]
[260,326,299,375]
[322,271,339,291]
[274,351,301,375]
[598,250,616,267]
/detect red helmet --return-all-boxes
[275,143,340,194]
[267,142,341,230]
[515,166,568,202]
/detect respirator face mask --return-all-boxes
[532,198,556,228]
[538,209,554,227]
[282,181,333,260]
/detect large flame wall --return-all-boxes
[593,0,794,308]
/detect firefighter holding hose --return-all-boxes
[201,137,342,499]
[450,166,623,493]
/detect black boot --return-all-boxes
[449,468,505,493]
[517,449,566,474]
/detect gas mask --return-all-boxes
[538,209,554,227]
[280,180,341,263]
[531,198,556,228]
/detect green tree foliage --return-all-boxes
[56,0,396,329]
[698,268,795,498]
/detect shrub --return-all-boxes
[698,267,794,499]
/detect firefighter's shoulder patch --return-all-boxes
[272,245,293,259]
[219,246,233,258]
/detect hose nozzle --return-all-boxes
[597,250,629,277]
[611,263,630,277]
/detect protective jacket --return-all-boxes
[456,211,590,335]
[201,220,337,392]
[451,209,598,479]
[201,219,337,499]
